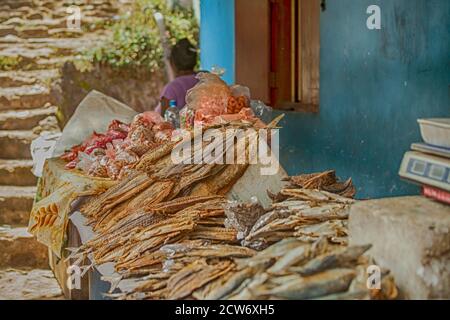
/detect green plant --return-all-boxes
[0,55,22,71]
[83,0,198,73]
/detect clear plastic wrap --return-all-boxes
[179,106,195,129]
[75,152,95,172]
[250,100,273,124]
[87,158,108,177]
[132,111,163,127]
[186,73,231,124]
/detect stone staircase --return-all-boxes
[0,0,129,300]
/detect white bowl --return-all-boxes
[417,118,450,148]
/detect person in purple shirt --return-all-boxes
[156,38,199,115]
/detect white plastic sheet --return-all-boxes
[31,132,61,177]
[52,90,137,157]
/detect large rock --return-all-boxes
[349,196,450,299]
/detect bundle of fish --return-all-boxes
[224,171,357,251]
[282,170,356,198]
[105,240,257,300]
[73,196,236,267]
[69,118,398,300]
[113,237,396,300]
[71,120,279,270]
[79,116,284,233]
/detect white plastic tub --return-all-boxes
[417,118,450,148]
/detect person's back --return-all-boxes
[160,73,198,109]
[156,39,199,114]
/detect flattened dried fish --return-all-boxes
[265,268,356,299]
[290,244,371,276]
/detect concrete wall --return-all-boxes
[199,0,235,84]
[200,0,450,199]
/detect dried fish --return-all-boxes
[72,132,398,301]
[290,244,372,276]
[284,171,356,198]
[264,268,356,299]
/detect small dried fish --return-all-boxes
[290,244,372,276]
[264,268,356,299]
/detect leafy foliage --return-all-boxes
[0,56,21,71]
[83,0,198,72]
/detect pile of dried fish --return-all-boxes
[225,172,356,251]
[282,170,356,198]
[191,237,397,300]
[73,196,237,268]
[79,119,282,233]
[69,118,397,300]
[114,237,396,300]
[71,121,277,273]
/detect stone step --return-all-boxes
[0,130,37,159]
[0,25,17,37]
[16,25,49,38]
[0,269,63,300]
[0,1,34,10]
[59,0,115,6]
[0,72,36,87]
[0,25,88,40]
[26,11,45,21]
[0,43,73,58]
[0,31,108,45]
[0,0,35,10]
[0,185,35,226]
[0,226,48,269]
[0,12,23,24]
[0,84,51,110]
[48,28,84,38]
[0,159,37,186]
[0,105,57,129]
[0,34,25,43]
[2,17,66,28]
[0,69,59,87]
[0,45,55,60]
[18,56,73,71]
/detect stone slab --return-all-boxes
[349,196,450,299]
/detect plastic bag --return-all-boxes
[30,132,61,177]
[230,85,251,100]
[179,106,195,129]
[186,73,231,125]
[251,100,273,124]
[75,152,96,172]
[134,111,163,126]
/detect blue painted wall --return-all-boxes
[199,0,235,84]
[200,0,450,199]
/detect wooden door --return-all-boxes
[235,0,270,103]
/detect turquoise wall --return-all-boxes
[199,0,235,84]
[200,0,450,199]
